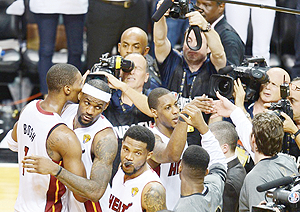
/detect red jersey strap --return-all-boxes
[84,200,102,212]
[45,160,67,212]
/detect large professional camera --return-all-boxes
[253,176,300,212]
[268,81,293,122]
[88,53,134,81]
[208,57,269,101]
[151,0,202,51]
[168,0,194,19]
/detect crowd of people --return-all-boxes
[3,0,300,211]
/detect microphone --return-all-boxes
[219,65,234,75]
[256,176,294,192]
[152,0,173,22]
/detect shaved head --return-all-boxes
[118,27,149,57]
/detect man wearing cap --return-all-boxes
[22,79,118,212]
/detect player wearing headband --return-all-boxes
[23,79,118,212]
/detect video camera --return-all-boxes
[88,53,134,81]
[253,175,300,212]
[268,80,293,122]
[208,57,269,101]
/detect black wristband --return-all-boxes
[179,113,189,122]
[55,166,62,177]
[291,129,300,140]
[179,116,185,122]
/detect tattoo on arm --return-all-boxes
[143,183,166,212]
[46,135,61,159]
[90,133,117,186]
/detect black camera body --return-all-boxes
[253,177,300,212]
[88,53,134,81]
[208,57,269,101]
[269,82,293,122]
[168,0,194,19]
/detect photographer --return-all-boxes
[213,93,298,212]
[153,0,226,145]
[281,78,300,165]
[234,67,290,119]
[98,53,154,180]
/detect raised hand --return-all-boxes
[213,91,237,118]
[189,94,214,114]
[180,102,208,135]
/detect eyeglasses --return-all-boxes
[290,83,300,91]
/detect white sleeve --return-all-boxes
[201,130,227,170]
[230,107,254,160]
[3,130,18,152]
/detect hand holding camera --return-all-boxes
[88,53,134,82]
[153,0,203,51]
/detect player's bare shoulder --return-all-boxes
[46,124,80,160]
[142,181,167,212]
[92,127,118,159]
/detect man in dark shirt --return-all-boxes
[195,0,245,66]
[209,121,246,212]
[154,1,226,145]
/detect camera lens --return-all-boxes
[169,7,181,18]
[217,79,232,94]
[208,74,233,99]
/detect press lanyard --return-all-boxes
[178,71,197,101]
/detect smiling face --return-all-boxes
[120,53,149,92]
[152,93,180,130]
[259,68,290,103]
[76,93,108,127]
[120,137,151,177]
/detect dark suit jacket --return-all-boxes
[223,157,247,212]
[214,17,245,66]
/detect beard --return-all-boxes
[77,115,92,127]
[121,161,147,176]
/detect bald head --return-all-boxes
[259,67,291,103]
[118,27,149,57]
[267,67,290,83]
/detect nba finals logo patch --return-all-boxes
[131,187,139,197]
[83,134,91,144]
[171,91,178,99]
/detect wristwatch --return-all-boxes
[291,129,300,139]
[202,23,211,32]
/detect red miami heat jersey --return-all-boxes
[61,104,114,212]
[150,126,188,210]
[15,100,68,212]
[108,168,162,212]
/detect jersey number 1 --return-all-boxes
[22,146,29,176]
